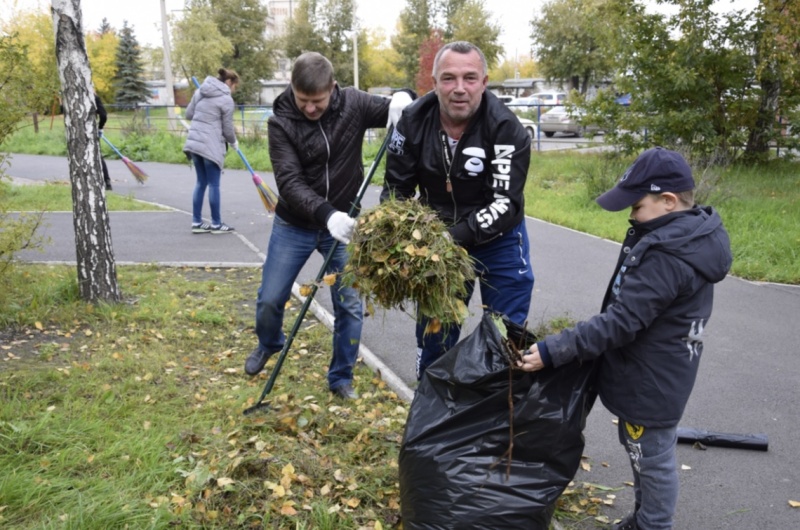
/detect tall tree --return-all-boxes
[489,55,540,83]
[97,18,113,35]
[448,0,502,69]
[359,28,406,90]
[171,2,233,82]
[743,0,800,161]
[0,34,46,285]
[415,30,444,94]
[52,0,121,303]
[211,0,277,103]
[285,0,358,87]
[391,0,433,86]
[531,0,615,94]
[113,21,150,108]
[0,9,60,118]
[86,28,119,103]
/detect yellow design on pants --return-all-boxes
[625,421,645,440]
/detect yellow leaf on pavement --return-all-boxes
[789,500,800,508]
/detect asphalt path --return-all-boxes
[6,152,800,529]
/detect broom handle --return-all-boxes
[251,126,394,403]
[236,148,257,176]
[100,134,125,159]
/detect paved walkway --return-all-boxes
[6,152,800,529]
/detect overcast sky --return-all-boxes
[3,0,759,61]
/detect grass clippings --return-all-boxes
[343,198,475,329]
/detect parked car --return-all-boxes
[517,115,537,138]
[508,96,543,113]
[496,95,514,106]
[531,91,567,107]
[538,105,600,137]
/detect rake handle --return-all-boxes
[245,126,394,412]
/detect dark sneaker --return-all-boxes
[612,512,638,530]
[105,181,113,191]
[330,383,359,400]
[244,346,274,376]
[211,223,235,234]
[192,223,212,234]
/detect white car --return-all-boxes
[531,91,567,106]
[517,115,537,138]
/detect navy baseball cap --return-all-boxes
[596,147,695,212]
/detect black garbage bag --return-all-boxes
[399,312,597,530]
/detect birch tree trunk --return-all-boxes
[52,0,121,302]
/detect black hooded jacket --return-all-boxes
[382,90,531,248]
[539,206,733,427]
[267,84,390,229]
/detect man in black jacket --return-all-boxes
[95,93,112,190]
[244,52,412,399]
[382,41,534,380]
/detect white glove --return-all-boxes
[231,140,239,151]
[387,91,413,129]
[326,211,356,244]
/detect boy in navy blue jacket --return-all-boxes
[518,147,732,530]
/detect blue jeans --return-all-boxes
[618,421,679,530]
[415,221,535,379]
[191,153,222,226]
[255,215,363,390]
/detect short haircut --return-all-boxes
[432,41,487,78]
[674,190,696,207]
[217,68,240,85]
[292,52,335,94]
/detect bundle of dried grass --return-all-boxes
[342,198,475,326]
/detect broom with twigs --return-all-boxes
[191,76,279,212]
[100,135,148,184]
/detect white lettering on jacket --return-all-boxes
[476,145,515,228]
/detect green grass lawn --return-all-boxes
[1,180,164,212]
[0,265,606,529]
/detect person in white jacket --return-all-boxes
[183,68,239,234]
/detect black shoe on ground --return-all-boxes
[211,223,235,234]
[244,346,274,376]
[612,512,638,530]
[105,181,112,191]
[192,223,212,234]
[330,383,359,400]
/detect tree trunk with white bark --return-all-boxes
[52,0,121,302]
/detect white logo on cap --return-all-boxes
[650,183,661,191]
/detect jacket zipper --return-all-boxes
[318,122,331,200]
[440,129,459,220]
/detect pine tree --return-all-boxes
[98,18,113,35]
[113,21,150,108]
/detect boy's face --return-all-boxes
[630,193,674,223]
